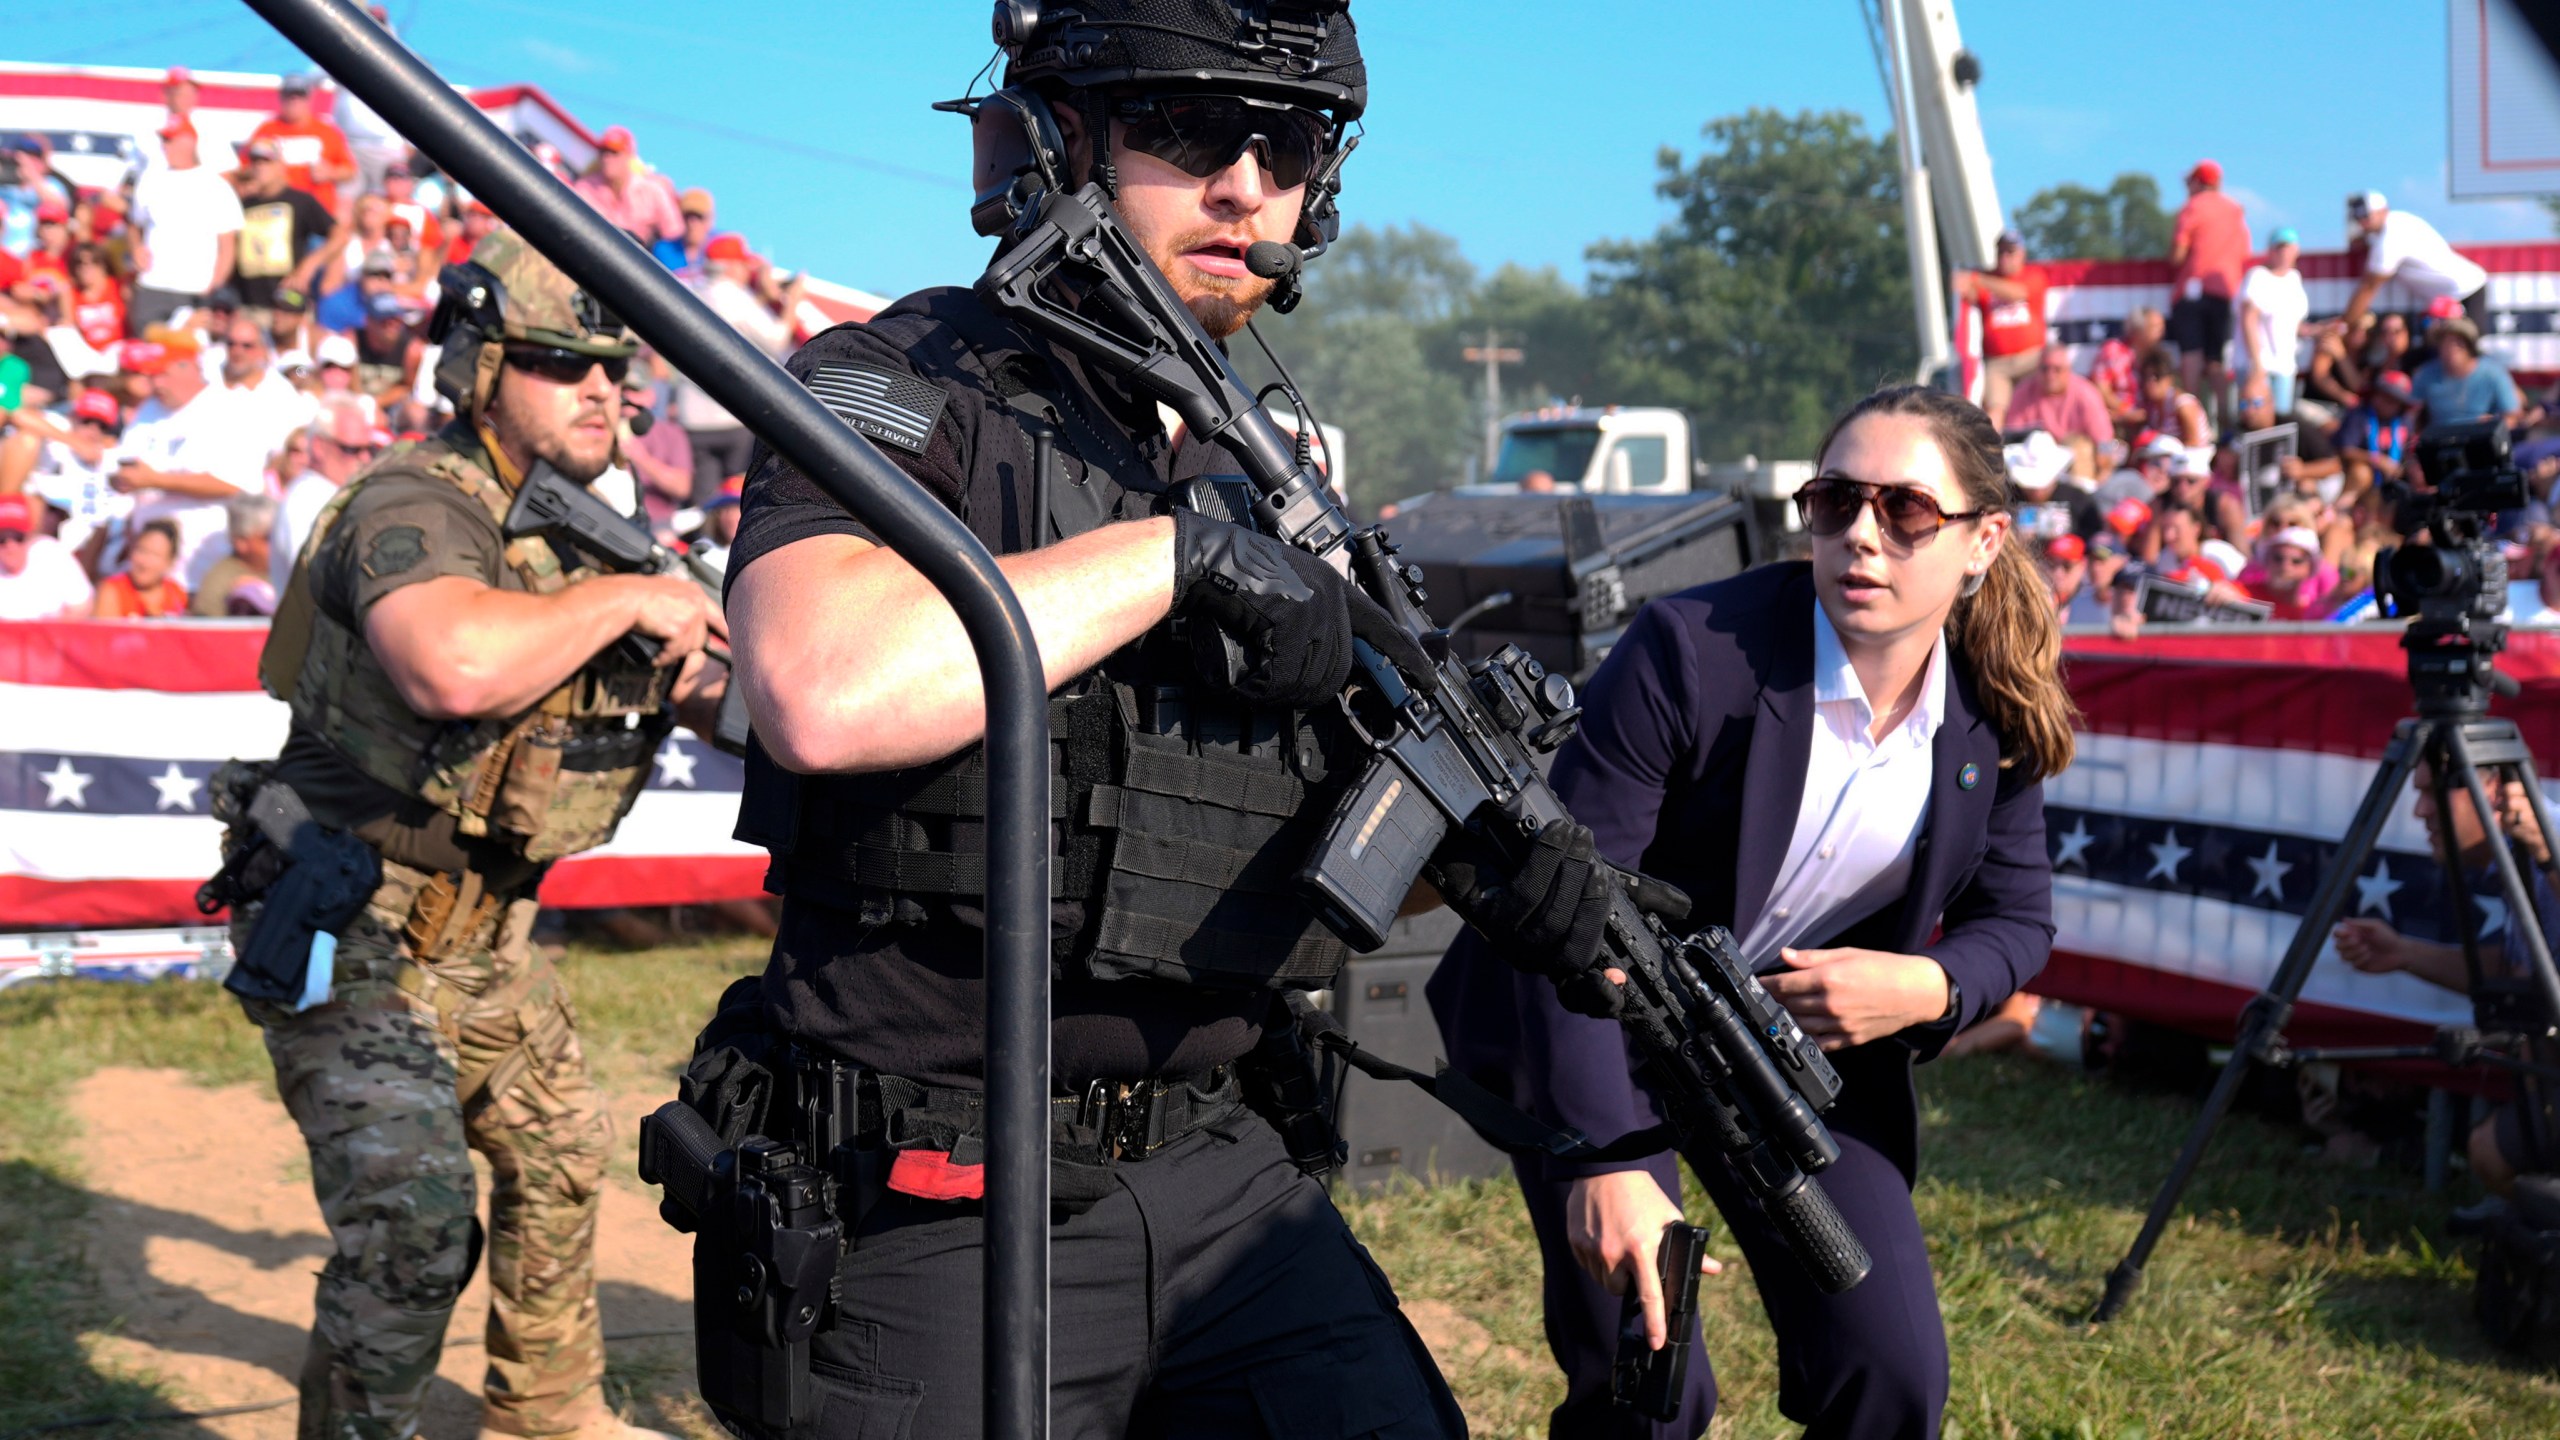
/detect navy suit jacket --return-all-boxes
[1427,561,2055,1185]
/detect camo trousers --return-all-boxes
[242,860,611,1440]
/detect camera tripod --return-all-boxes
[2090,630,2560,1325]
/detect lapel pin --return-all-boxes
[1958,761,1981,791]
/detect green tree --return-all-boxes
[2012,172,2173,260]
[1586,108,1916,464]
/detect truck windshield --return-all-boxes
[1492,427,1601,488]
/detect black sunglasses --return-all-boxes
[504,344,630,386]
[1796,476,1993,546]
[1112,93,1332,191]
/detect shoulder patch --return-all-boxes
[362,525,429,580]
[808,362,950,455]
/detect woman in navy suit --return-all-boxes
[1429,386,2075,1440]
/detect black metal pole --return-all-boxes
[232,3,1052,1432]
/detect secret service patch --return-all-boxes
[363,525,429,581]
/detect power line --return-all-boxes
[517,82,966,192]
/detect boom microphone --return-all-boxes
[1245,240,1302,283]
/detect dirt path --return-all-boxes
[68,1067,696,1440]
[66,1067,1517,1437]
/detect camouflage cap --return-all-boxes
[466,228,637,358]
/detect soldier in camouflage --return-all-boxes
[232,229,726,1440]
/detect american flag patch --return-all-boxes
[807,362,949,455]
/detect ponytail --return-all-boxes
[1951,530,2077,780]
[1812,385,2080,782]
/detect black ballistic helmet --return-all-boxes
[995,0,1366,121]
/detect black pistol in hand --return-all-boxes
[1613,1220,1710,1421]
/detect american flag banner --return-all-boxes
[2042,626,2560,1052]
[1,619,766,934]
[13,619,2560,1055]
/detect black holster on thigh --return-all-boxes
[640,978,844,1439]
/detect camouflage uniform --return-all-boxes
[233,232,661,1440]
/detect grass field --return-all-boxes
[4,939,2558,1439]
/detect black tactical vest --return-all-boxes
[737,289,1353,992]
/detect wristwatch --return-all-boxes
[1936,973,1963,1026]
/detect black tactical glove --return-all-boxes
[1171,507,1430,709]
[1438,818,1625,1017]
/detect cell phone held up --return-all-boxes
[1612,1220,1710,1421]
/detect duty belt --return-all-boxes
[778,1056,1247,1204]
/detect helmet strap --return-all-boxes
[1080,88,1118,197]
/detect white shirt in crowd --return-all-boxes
[118,385,271,587]
[227,368,322,455]
[2366,209,2489,303]
[672,274,796,432]
[2237,264,2309,379]
[1737,604,1946,969]
[270,469,342,595]
[28,439,130,557]
[130,164,246,296]
[0,536,97,620]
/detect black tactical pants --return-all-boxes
[798,1115,1466,1439]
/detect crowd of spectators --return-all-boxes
[0,33,807,623]
[1958,158,2555,635]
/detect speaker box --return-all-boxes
[1326,907,1513,1193]
[1381,492,1755,679]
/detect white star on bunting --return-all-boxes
[149,762,202,812]
[2476,893,2508,940]
[39,757,93,809]
[2354,860,2404,921]
[2145,827,2192,883]
[653,739,698,789]
[2245,842,2293,902]
[2052,817,2095,870]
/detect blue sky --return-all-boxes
[18,2,2557,296]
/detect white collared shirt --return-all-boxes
[1737,604,1946,969]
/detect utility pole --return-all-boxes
[1462,328,1524,475]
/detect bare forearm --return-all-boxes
[368,575,646,718]
[2396,939,2475,994]
[737,517,1177,773]
[2343,275,2382,323]
[141,469,245,500]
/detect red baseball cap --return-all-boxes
[2426,295,2463,320]
[0,494,32,533]
[72,389,122,428]
[2044,534,2087,564]
[164,66,194,86]
[704,233,750,263]
[598,125,635,154]
[2188,158,2223,186]
[2374,369,2417,403]
[2106,498,2153,538]
[35,198,68,223]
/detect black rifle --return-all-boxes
[977,183,1871,1292]
[501,460,752,755]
